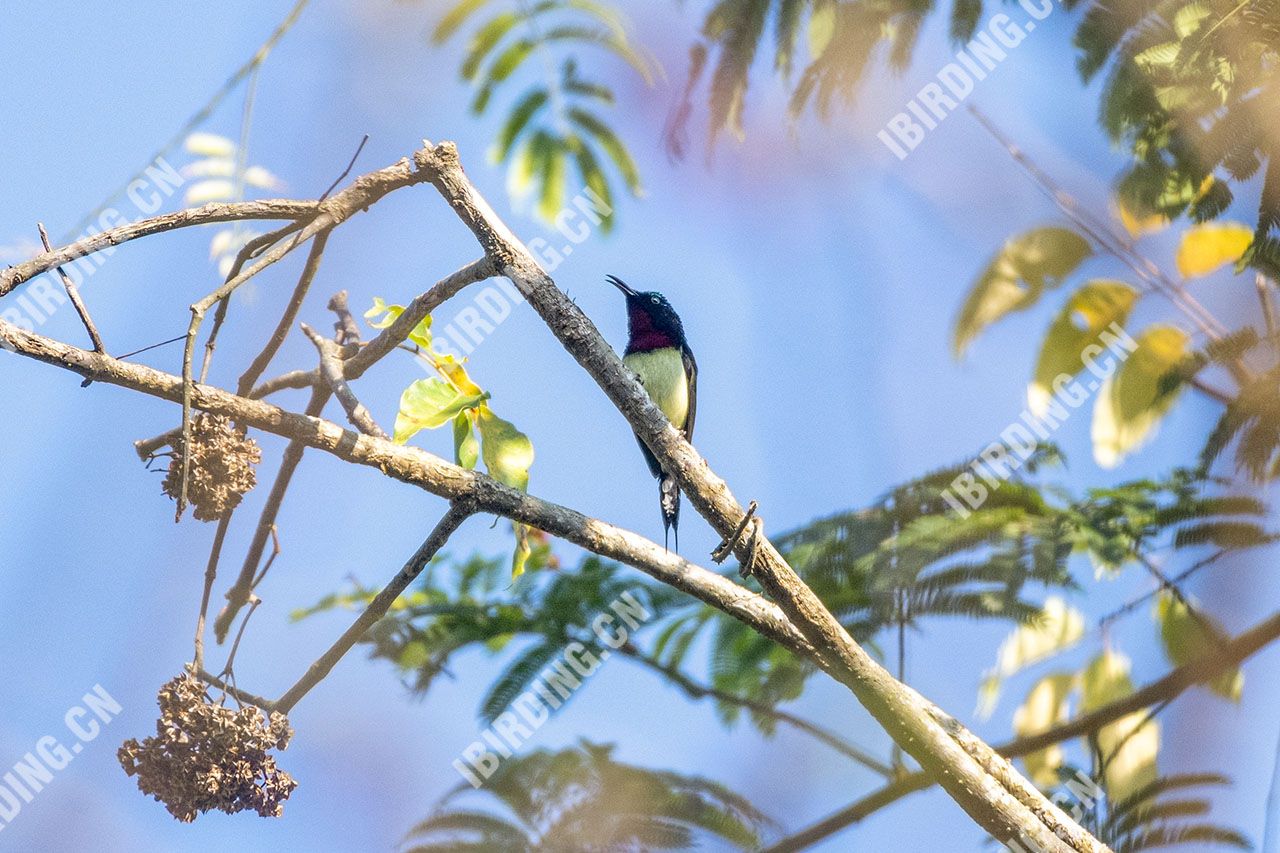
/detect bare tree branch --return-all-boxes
[302,322,387,439]
[37,222,105,353]
[410,141,1102,852]
[0,321,809,659]
[764,608,1280,852]
[274,501,473,713]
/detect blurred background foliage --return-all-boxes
[5,0,1280,848]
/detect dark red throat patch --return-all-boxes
[626,305,677,353]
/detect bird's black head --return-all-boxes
[607,275,687,354]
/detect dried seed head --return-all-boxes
[161,415,261,521]
[118,672,297,822]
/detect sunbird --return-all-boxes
[608,275,697,550]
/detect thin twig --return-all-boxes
[250,525,282,589]
[194,667,276,711]
[968,106,1242,371]
[274,502,473,713]
[617,641,894,777]
[319,135,370,202]
[218,597,262,689]
[235,230,332,395]
[36,223,104,353]
[193,515,232,673]
[711,500,757,563]
[327,290,361,345]
[1134,551,1226,647]
[213,386,330,642]
[177,148,441,518]
[1100,549,1234,629]
[1,199,315,299]
[302,322,388,439]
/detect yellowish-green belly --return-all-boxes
[624,348,688,429]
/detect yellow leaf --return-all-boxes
[1091,325,1188,468]
[435,353,485,396]
[1029,280,1138,417]
[1156,592,1243,701]
[1081,649,1159,802]
[1175,222,1253,279]
[1013,673,1075,787]
[184,132,237,158]
[1115,198,1169,239]
[977,598,1084,718]
[808,2,836,57]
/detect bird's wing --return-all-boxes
[681,346,697,442]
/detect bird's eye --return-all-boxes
[650,296,660,304]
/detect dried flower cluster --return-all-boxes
[161,414,261,521]
[118,672,297,822]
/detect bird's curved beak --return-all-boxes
[606,274,636,297]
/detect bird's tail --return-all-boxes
[660,474,681,551]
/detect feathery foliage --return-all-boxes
[406,741,771,851]
[429,0,655,232]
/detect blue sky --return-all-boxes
[1,1,1277,850]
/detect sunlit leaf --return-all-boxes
[953,227,1093,357]
[184,179,236,206]
[1175,222,1254,279]
[1092,325,1189,468]
[1013,673,1075,787]
[477,407,534,491]
[184,132,237,157]
[1116,197,1170,238]
[364,297,432,349]
[454,412,480,469]
[435,353,485,396]
[1082,649,1159,803]
[1156,592,1243,701]
[978,597,1085,718]
[1030,280,1138,417]
[807,0,836,58]
[394,379,487,444]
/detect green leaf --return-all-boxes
[493,87,550,162]
[1092,325,1189,468]
[477,407,534,491]
[394,379,488,445]
[511,521,533,579]
[476,408,535,579]
[472,38,537,114]
[1013,673,1075,787]
[1081,649,1159,803]
[1030,280,1139,416]
[569,134,616,233]
[537,137,567,221]
[568,107,641,194]
[1156,592,1243,701]
[432,0,492,44]
[454,412,480,469]
[538,25,654,85]
[953,227,1094,357]
[364,297,432,349]
[461,12,523,81]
